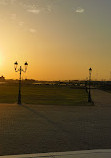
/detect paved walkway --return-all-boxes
[91,89,111,106]
[0,89,111,156]
[0,149,111,158]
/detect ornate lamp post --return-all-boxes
[14,61,28,105]
[88,68,92,102]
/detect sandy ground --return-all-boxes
[0,89,111,156]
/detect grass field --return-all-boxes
[0,83,88,105]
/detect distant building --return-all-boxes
[0,76,5,81]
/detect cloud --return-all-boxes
[0,0,16,5]
[27,9,40,14]
[20,2,53,15]
[20,3,41,15]
[29,28,37,33]
[46,5,52,13]
[18,21,24,27]
[0,0,8,5]
[10,13,17,20]
[75,7,85,13]
[10,0,16,5]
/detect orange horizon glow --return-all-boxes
[0,0,111,81]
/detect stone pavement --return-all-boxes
[0,149,111,158]
[0,89,111,156]
[91,89,111,106]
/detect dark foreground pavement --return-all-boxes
[0,89,111,156]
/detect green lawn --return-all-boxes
[0,83,88,105]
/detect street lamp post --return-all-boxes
[88,68,92,102]
[14,61,28,105]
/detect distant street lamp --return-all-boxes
[88,68,92,102]
[14,61,28,105]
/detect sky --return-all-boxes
[0,0,111,81]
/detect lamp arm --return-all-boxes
[22,69,27,73]
[15,69,19,72]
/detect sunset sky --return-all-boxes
[0,0,111,80]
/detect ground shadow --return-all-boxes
[22,104,69,133]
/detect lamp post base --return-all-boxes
[18,92,21,105]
